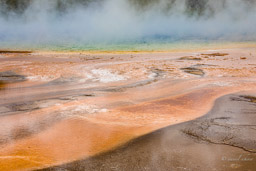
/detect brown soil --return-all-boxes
[201,53,229,57]
[0,50,32,54]
[179,56,202,60]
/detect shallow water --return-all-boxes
[1,40,256,52]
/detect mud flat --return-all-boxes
[0,47,256,170]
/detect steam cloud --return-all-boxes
[0,0,256,49]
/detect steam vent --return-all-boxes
[0,0,256,170]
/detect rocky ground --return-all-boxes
[0,47,256,170]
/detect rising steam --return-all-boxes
[0,0,256,49]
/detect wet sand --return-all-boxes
[0,47,256,170]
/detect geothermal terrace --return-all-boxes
[0,47,256,170]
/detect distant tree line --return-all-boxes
[0,0,31,14]
[0,0,255,17]
[0,0,106,16]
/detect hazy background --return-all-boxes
[0,0,256,50]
